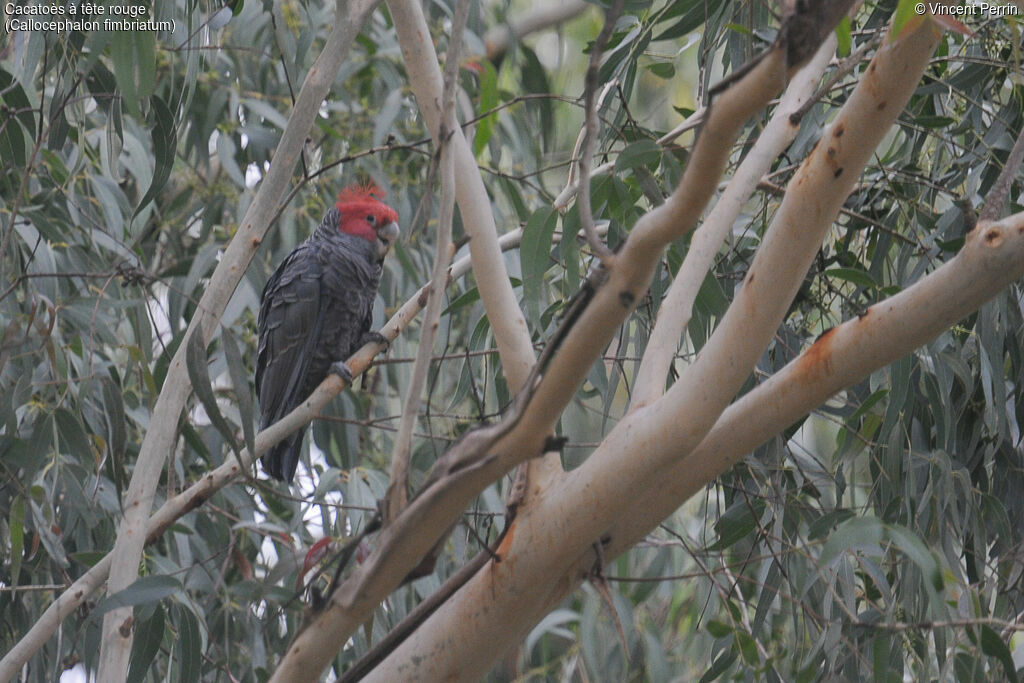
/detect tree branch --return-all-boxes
[362,8,961,681]
[557,79,617,212]
[655,106,705,147]
[577,0,624,267]
[385,0,467,524]
[632,33,837,407]
[385,0,566,544]
[606,210,1024,562]
[978,119,1024,222]
[386,0,537,392]
[483,0,591,62]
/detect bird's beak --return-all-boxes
[376,221,400,258]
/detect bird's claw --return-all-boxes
[361,330,390,351]
[330,361,355,385]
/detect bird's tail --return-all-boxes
[261,430,305,483]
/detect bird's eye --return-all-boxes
[366,214,376,225]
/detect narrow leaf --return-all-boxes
[615,139,662,172]
[104,95,125,181]
[177,606,202,683]
[835,16,851,57]
[127,603,165,683]
[472,59,499,157]
[885,525,944,593]
[826,266,877,289]
[111,31,139,117]
[820,515,885,567]
[186,330,241,459]
[699,648,738,682]
[134,95,177,216]
[55,408,96,464]
[656,0,726,41]
[101,377,127,470]
[519,207,558,328]
[890,0,924,39]
[710,499,765,551]
[89,575,182,622]
[980,625,1018,683]
[647,61,676,79]
[221,328,256,460]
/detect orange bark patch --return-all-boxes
[494,519,516,561]
[794,327,837,383]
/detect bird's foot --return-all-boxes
[330,360,355,385]
[361,330,390,351]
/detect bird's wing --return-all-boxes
[255,245,326,430]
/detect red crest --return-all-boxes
[337,182,387,205]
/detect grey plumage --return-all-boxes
[256,206,391,483]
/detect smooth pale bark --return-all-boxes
[607,211,1024,560]
[516,212,1024,646]
[385,0,466,523]
[364,15,945,680]
[95,1,383,678]
[633,34,836,406]
[386,0,536,392]
[374,209,1024,682]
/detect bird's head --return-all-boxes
[335,182,400,261]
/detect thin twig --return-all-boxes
[337,549,491,682]
[656,106,706,146]
[483,0,590,61]
[385,0,468,523]
[789,30,883,124]
[979,122,1024,222]
[577,0,624,268]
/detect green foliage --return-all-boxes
[1,0,1022,680]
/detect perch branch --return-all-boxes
[359,8,958,681]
